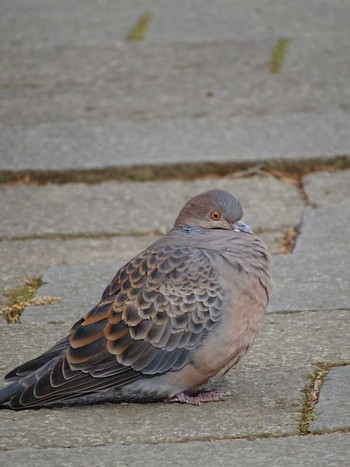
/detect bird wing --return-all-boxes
[68,243,224,375]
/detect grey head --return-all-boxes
[174,189,253,234]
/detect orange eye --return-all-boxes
[211,211,221,221]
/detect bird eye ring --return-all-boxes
[211,211,221,221]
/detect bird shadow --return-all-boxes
[0,378,234,410]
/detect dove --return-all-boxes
[0,189,270,409]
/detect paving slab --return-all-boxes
[2,32,350,126]
[1,29,350,171]
[250,310,350,368]
[1,2,349,174]
[2,113,349,173]
[311,365,350,433]
[22,262,120,323]
[147,0,350,43]
[0,0,147,48]
[0,112,350,175]
[1,0,350,49]
[0,236,157,293]
[270,251,350,313]
[0,177,303,239]
[0,366,309,450]
[269,190,350,312]
[293,204,350,255]
[303,169,350,208]
[0,40,272,126]
[1,432,349,467]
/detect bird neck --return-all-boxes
[172,225,206,236]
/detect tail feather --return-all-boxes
[0,381,23,408]
[0,352,141,410]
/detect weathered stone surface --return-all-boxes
[303,169,350,207]
[1,5,349,173]
[2,0,350,48]
[293,204,350,255]
[270,191,350,312]
[0,236,158,294]
[311,365,350,433]
[1,4,349,126]
[1,113,349,173]
[249,310,350,368]
[1,433,349,467]
[22,262,119,323]
[270,251,350,313]
[0,177,303,239]
[0,0,144,48]
[2,33,350,126]
[0,366,308,450]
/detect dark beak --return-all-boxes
[233,220,254,235]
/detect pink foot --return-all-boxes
[169,389,232,406]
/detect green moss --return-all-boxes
[269,37,290,73]
[299,364,331,434]
[4,277,43,305]
[126,12,151,41]
[1,277,43,323]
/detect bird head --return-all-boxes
[174,189,254,234]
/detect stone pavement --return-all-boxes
[0,1,349,466]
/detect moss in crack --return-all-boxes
[276,227,298,254]
[1,157,350,186]
[299,364,332,434]
[126,12,151,41]
[4,276,42,304]
[269,37,290,73]
[1,277,61,323]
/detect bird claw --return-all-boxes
[168,389,232,406]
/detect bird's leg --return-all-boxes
[168,389,232,406]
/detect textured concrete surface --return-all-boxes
[1,0,350,48]
[1,1,350,172]
[0,177,303,238]
[1,433,349,467]
[269,171,350,312]
[293,204,350,255]
[310,366,350,433]
[270,250,350,312]
[303,169,350,207]
[1,113,349,173]
[0,236,158,293]
[1,1,350,465]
